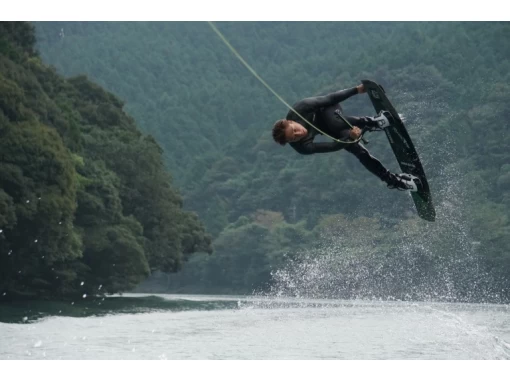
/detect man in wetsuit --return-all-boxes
[271,83,417,191]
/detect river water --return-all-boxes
[1,294,509,360]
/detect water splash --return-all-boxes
[258,81,501,305]
[260,165,497,304]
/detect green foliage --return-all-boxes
[0,22,37,60]
[0,22,212,300]
[31,22,510,299]
[157,210,313,294]
[0,119,81,298]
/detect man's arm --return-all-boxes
[292,140,350,155]
[294,85,362,113]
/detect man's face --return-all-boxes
[284,121,308,143]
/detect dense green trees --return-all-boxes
[6,21,510,301]
[0,22,211,300]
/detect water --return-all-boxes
[1,294,509,359]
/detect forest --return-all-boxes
[0,22,211,300]
[1,21,509,302]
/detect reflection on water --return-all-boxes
[0,294,240,324]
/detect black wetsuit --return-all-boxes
[286,87,389,181]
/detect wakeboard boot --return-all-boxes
[384,172,422,192]
[367,110,394,131]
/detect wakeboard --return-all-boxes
[362,79,436,222]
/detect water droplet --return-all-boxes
[82,336,87,340]
[34,340,42,348]
[80,281,84,286]
[34,239,38,243]
[8,250,12,256]
[59,310,62,313]
[98,284,102,290]
[71,302,74,305]
[113,264,116,267]
[38,197,41,200]
[2,293,6,296]
[22,317,28,322]
[59,221,62,225]
[42,256,45,259]
[0,229,3,233]
[82,294,87,298]
[26,200,30,203]
[18,271,21,274]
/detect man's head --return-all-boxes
[272,119,308,145]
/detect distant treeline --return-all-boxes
[15,22,510,301]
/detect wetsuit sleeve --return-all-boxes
[296,140,349,155]
[294,87,358,113]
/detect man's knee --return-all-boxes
[346,143,368,158]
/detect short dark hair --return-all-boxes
[272,119,290,146]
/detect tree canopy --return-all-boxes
[0,22,212,300]
[5,21,509,301]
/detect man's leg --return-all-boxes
[344,143,389,180]
[344,143,417,191]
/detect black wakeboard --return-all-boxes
[362,79,435,222]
